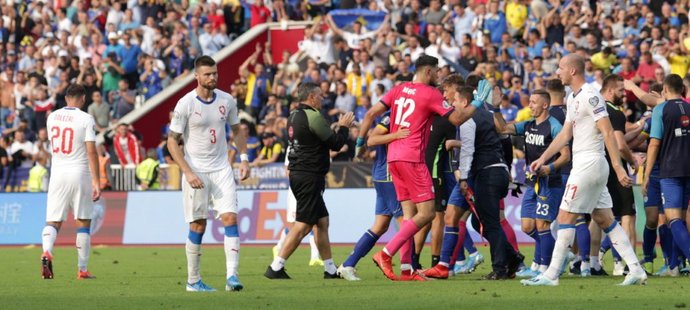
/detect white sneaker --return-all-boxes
[337,265,361,281]
[613,261,625,276]
[521,274,559,286]
[559,252,576,276]
[658,266,680,277]
[617,271,648,286]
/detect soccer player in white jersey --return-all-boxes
[521,54,647,286]
[41,84,101,280]
[167,56,250,292]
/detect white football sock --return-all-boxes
[76,231,91,271]
[186,240,202,284]
[42,226,57,254]
[275,228,287,253]
[271,257,286,271]
[543,226,575,280]
[225,236,240,278]
[590,256,601,270]
[531,261,539,271]
[324,258,337,274]
[400,264,412,271]
[581,261,590,272]
[607,223,644,274]
[539,265,548,273]
[309,233,320,260]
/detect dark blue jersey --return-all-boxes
[548,104,571,175]
[515,116,563,187]
[372,112,392,182]
[650,98,690,178]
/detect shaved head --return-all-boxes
[557,54,586,86]
[564,54,585,75]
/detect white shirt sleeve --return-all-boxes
[84,115,97,142]
[458,119,476,180]
[169,99,189,134]
[226,96,240,127]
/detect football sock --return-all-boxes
[501,219,519,252]
[543,224,575,280]
[186,230,203,283]
[440,226,459,267]
[76,227,91,272]
[431,255,440,267]
[309,232,320,260]
[590,255,602,271]
[400,238,413,271]
[526,229,540,265]
[670,219,690,263]
[343,230,379,267]
[450,223,467,268]
[604,221,643,275]
[600,236,612,254]
[275,228,288,254]
[224,225,240,278]
[324,258,337,275]
[270,257,286,272]
[42,225,57,255]
[576,217,590,262]
[384,220,420,257]
[539,229,555,267]
[659,224,673,264]
[642,225,658,263]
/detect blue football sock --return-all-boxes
[440,227,459,265]
[642,225,658,263]
[670,219,690,265]
[659,224,673,264]
[600,235,612,253]
[576,218,591,261]
[539,229,556,267]
[343,230,379,268]
[464,232,477,253]
[526,229,540,265]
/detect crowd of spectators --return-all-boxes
[3,0,690,190]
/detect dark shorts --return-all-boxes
[645,175,662,210]
[433,172,457,212]
[289,172,328,225]
[374,181,402,217]
[607,170,636,217]
[659,177,690,210]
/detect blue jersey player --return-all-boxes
[497,89,570,277]
[340,112,406,280]
[643,74,690,277]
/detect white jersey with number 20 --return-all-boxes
[47,107,97,172]
[169,89,240,173]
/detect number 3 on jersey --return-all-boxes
[51,126,74,154]
[210,129,217,144]
[393,97,416,127]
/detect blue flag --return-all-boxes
[329,9,387,31]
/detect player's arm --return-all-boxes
[457,122,475,194]
[447,105,476,127]
[541,146,570,176]
[623,79,663,108]
[356,102,388,155]
[597,117,632,187]
[86,141,101,201]
[231,123,251,180]
[367,124,409,146]
[614,129,636,168]
[531,120,573,171]
[313,112,354,151]
[643,105,664,194]
[167,131,204,188]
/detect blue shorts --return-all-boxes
[448,178,473,210]
[561,174,570,187]
[374,181,402,217]
[645,175,662,210]
[520,185,562,222]
[660,177,690,210]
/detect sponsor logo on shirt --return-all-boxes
[593,107,605,115]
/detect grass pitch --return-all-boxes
[0,245,687,309]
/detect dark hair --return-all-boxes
[531,89,551,104]
[297,82,320,102]
[650,83,663,93]
[65,84,86,98]
[456,86,475,103]
[601,74,623,93]
[441,74,464,88]
[664,74,685,95]
[546,79,565,94]
[465,74,482,88]
[194,55,216,69]
[414,55,438,70]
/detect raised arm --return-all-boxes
[239,43,262,78]
[623,79,663,107]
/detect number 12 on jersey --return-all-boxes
[393,97,416,127]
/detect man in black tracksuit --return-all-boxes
[265,82,354,279]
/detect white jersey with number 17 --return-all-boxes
[169,89,240,173]
[46,107,97,173]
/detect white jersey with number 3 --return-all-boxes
[169,89,240,173]
[565,83,608,161]
[47,107,97,172]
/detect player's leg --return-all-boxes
[642,204,660,270]
[41,221,61,280]
[209,167,244,290]
[183,172,214,291]
[412,222,430,270]
[430,211,445,267]
[313,215,340,278]
[536,185,562,275]
[588,220,607,275]
[274,186,297,259]
[660,178,690,268]
[422,202,464,279]
[518,187,539,277]
[500,202,519,253]
[308,228,323,266]
[657,212,673,274]
[455,212,484,274]
[575,216,591,275]
[42,179,73,279]
[74,177,95,279]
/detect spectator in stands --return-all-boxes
[76,60,103,111]
[101,51,125,97]
[199,22,231,56]
[250,0,274,28]
[499,94,519,124]
[8,131,34,169]
[345,62,372,105]
[97,144,112,191]
[119,32,142,90]
[136,149,160,190]
[112,123,141,166]
[251,132,283,167]
[112,79,136,120]
[140,56,163,100]
[334,81,356,114]
[88,91,110,133]
[0,136,8,179]
[32,128,50,163]
[27,152,49,192]
[240,122,261,162]
[240,44,272,119]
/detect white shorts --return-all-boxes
[46,172,93,222]
[183,166,238,223]
[560,157,613,214]
[287,186,296,223]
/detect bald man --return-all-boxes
[521,55,647,286]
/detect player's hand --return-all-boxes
[491,85,502,108]
[92,180,101,202]
[615,166,633,188]
[185,172,205,189]
[538,164,551,176]
[459,180,469,196]
[338,112,355,128]
[396,128,410,139]
[623,79,636,90]
[530,157,545,175]
[239,160,250,180]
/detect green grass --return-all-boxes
[0,245,687,309]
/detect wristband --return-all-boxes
[356,137,365,147]
[240,154,249,162]
[548,163,555,172]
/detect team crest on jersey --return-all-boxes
[681,115,690,127]
[381,116,390,126]
[288,126,294,138]
[589,96,599,107]
[219,106,226,120]
[443,100,451,109]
